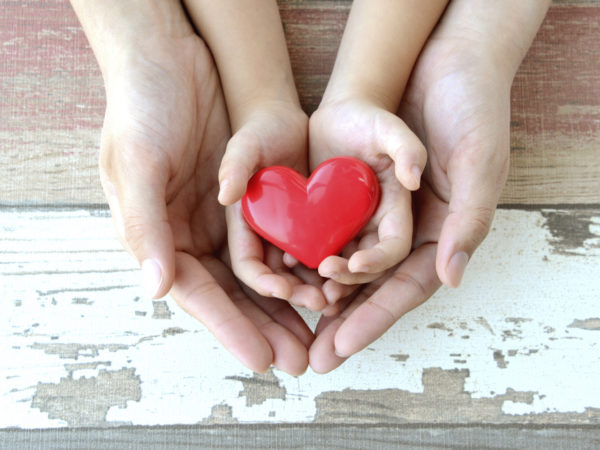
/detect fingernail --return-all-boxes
[141,259,163,298]
[411,165,422,189]
[353,265,370,273]
[218,179,230,204]
[334,349,350,359]
[447,252,469,287]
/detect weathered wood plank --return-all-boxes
[1,207,599,428]
[2,424,600,450]
[0,2,599,205]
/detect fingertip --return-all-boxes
[410,165,422,191]
[141,258,163,299]
[257,274,293,300]
[347,254,370,274]
[442,251,469,288]
[218,176,247,206]
[283,252,299,268]
[394,163,422,192]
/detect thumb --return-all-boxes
[218,130,263,206]
[374,110,427,191]
[102,155,175,299]
[436,148,508,288]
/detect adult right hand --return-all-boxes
[70,0,313,375]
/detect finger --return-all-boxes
[319,255,384,285]
[107,149,175,299]
[322,279,357,305]
[227,203,294,300]
[218,130,262,205]
[374,110,427,191]
[282,252,299,268]
[170,252,273,373]
[348,182,412,274]
[334,243,440,358]
[266,247,328,312]
[203,254,311,375]
[309,316,346,374]
[436,147,507,288]
[251,295,314,350]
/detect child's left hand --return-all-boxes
[306,97,427,309]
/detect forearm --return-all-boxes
[324,0,448,111]
[69,0,192,80]
[434,0,552,79]
[183,0,299,130]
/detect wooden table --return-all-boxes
[1,1,599,448]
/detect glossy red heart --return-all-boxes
[242,157,380,269]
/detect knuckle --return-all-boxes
[390,270,428,299]
[463,206,495,246]
[121,212,148,254]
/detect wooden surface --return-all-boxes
[0,1,599,206]
[1,0,599,448]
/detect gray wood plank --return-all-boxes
[1,424,599,450]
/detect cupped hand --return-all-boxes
[310,8,514,373]
[307,98,427,307]
[217,103,328,312]
[99,28,313,375]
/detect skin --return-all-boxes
[69,0,314,375]
[182,0,328,312]
[70,0,551,375]
[309,0,552,373]
[303,0,448,314]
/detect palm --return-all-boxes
[101,34,312,375]
[399,36,511,205]
[310,32,513,374]
[308,99,414,287]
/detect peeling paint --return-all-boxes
[493,350,508,369]
[568,318,600,330]
[542,210,600,255]
[226,370,286,407]
[475,317,495,335]
[162,327,185,337]
[315,367,600,424]
[31,343,128,360]
[31,368,141,426]
[314,368,537,423]
[152,300,172,320]
[201,404,238,424]
[427,322,453,333]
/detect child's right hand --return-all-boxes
[218,101,329,312]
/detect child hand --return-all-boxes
[308,97,427,301]
[218,102,328,312]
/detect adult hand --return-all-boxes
[309,0,550,372]
[71,0,313,375]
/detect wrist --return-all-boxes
[320,82,393,113]
[436,1,550,81]
[71,0,193,80]
[232,97,306,133]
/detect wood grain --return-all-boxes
[2,424,600,450]
[2,208,599,428]
[0,2,598,205]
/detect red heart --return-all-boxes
[242,157,380,269]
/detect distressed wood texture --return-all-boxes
[1,208,599,429]
[0,1,599,205]
[2,425,600,450]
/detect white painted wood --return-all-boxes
[1,208,599,428]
